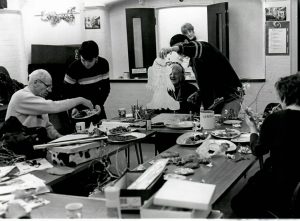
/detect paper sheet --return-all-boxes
[15,158,53,176]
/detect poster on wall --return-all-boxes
[265,21,289,56]
[85,16,100,29]
[265,7,286,21]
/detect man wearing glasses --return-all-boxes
[5,69,93,140]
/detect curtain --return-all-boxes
[0,0,7,9]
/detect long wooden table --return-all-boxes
[30,114,257,218]
[31,193,108,218]
[32,130,155,186]
[141,144,256,205]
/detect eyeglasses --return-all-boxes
[37,79,52,89]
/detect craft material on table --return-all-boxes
[153,179,216,210]
[33,134,107,150]
[127,158,168,190]
[15,158,53,176]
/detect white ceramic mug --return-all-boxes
[75,122,85,133]
[65,202,83,218]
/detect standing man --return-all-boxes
[159,34,243,116]
[64,40,110,122]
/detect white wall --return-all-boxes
[104,0,297,118]
[1,0,297,118]
[229,0,265,80]
[20,0,112,80]
[108,0,217,79]
[0,10,27,83]
[157,6,208,49]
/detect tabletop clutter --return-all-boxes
[0,110,255,218]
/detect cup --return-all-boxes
[65,202,83,219]
[118,108,126,118]
[200,110,215,130]
[75,122,85,133]
[214,114,223,124]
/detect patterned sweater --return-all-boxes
[64,57,110,118]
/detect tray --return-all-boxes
[210,128,241,139]
[197,139,237,156]
[72,108,100,120]
[108,132,146,143]
[223,119,242,125]
[165,121,193,129]
[176,132,208,146]
[231,133,251,143]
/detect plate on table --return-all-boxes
[176,132,209,146]
[165,121,194,129]
[72,109,100,120]
[223,119,242,125]
[197,139,237,156]
[107,132,146,143]
[210,128,241,139]
[231,133,251,143]
[107,126,132,135]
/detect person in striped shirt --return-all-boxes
[159,34,243,117]
[64,40,110,123]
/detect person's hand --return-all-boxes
[71,108,79,118]
[187,91,200,105]
[244,108,259,133]
[159,47,172,59]
[95,105,101,115]
[80,98,93,110]
[245,114,258,133]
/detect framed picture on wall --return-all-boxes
[265,21,289,55]
[84,16,100,29]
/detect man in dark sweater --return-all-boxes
[159,34,243,116]
[167,62,198,114]
[64,40,110,122]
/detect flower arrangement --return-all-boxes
[222,83,250,119]
[40,7,77,25]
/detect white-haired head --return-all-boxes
[28,69,52,98]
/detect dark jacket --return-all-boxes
[168,81,198,114]
[178,41,242,110]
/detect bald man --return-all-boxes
[6,69,93,140]
[168,62,198,113]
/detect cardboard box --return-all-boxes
[153,179,216,210]
[140,196,211,218]
[46,141,105,167]
[104,171,165,213]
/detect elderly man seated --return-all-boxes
[167,62,199,114]
[5,69,93,141]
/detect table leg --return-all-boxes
[138,142,143,164]
[124,146,130,168]
[134,144,141,165]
